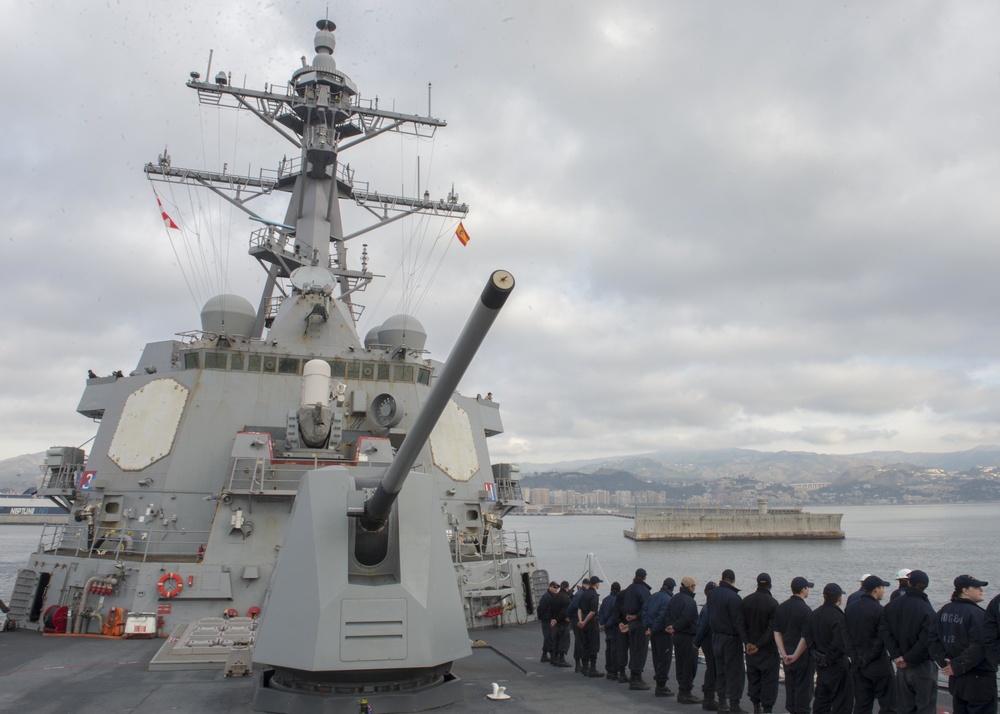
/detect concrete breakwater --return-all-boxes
[624,501,844,541]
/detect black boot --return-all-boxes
[753,702,762,714]
[656,684,676,697]
[617,671,629,683]
[586,661,603,678]
[716,696,730,714]
[629,674,651,690]
[574,660,582,673]
[554,654,571,667]
[702,692,719,711]
[679,690,704,705]
[729,699,747,714]
[540,651,550,663]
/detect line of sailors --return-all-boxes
[535,567,1000,714]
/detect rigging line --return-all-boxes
[182,180,215,304]
[165,183,209,306]
[151,185,201,310]
[411,223,454,315]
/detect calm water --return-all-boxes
[506,503,1000,608]
[2,504,998,608]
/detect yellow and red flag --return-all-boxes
[455,222,470,246]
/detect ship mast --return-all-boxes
[144,20,468,337]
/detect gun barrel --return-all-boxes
[359,270,515,532]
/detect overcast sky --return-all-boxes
[4,1,1000,465]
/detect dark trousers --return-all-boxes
[702,641,718,696]
[948,672,998,714]
[604,628,618,673]
[852,657,895,714]
[674,633,699,692]
[541,619,553,654]
[555,620,569,656]
[815,662,853,714]
[651,629,674,686]
[783,653,815,714]
[628,619,649,676]
[747,647,780,709]
[615,626,630,673]
[713,632,746,701]
[580,619,600,664]
[571,618,582,663]
[895,661,936,714]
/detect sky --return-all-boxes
[3,1,1000,465]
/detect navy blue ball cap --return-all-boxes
[907,570,929,588]
[791,576,814,590]
[757,573,772,586]
[635,568,647,579]
[823,582,844,597]
[955,574,988,590]
[862,575,891,591]
[589,576,603,585]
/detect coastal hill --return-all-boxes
[519,447,1000,505]
[5,447,1000,503]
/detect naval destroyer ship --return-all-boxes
[1,19,554,708]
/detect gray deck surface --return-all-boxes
[0,624,953,713]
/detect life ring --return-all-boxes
[157,572,183,598]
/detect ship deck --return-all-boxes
[0,622,954,714]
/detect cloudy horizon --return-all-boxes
[4,2,1000,465]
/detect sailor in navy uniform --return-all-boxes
[929,575,997,714]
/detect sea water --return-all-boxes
[1,503,998,609]
[506,503,1000,608]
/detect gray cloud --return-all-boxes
[3,2,1000,464]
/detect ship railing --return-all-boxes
[37,523,212,563]
[448,527,533,564]
[226,460,315,495]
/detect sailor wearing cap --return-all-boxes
[847,574,873,607]
[537,581,560,663]
[644,577,677,697]
[774,577,815,714]
[803,583,853,714]
[667,576,702,704]
[930,575,997,714]
[709,569,749,714]
[844,575,895,714]
[742,573,780,714]
[617,567,653,689]
[577,576,604,677]
[890,568,911,602]
[882,570,937,714]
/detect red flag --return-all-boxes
[455,222,470,246]
[157,195,179,230]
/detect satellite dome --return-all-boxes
[200,294,256,336]
[377,314,426,352]
[364,326,381,349]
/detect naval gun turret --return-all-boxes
[252,270,515,714]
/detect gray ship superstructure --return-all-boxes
[7,18,542,668]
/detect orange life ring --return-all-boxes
[157,572,183,598]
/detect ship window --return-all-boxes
[104,501,120,514]
[377,364,389,380]
[262,356,277,373]
[467,509,480,521]
[247,354,262,372]
[417,368,430,385]
[278,357,300,375]
[346,362,360,378]
[327,360,346,377]
[230,353,244,371]
[394,365,414,382]
[205,351,228,370]
[183,352,200,369]
[360,363,375,380]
